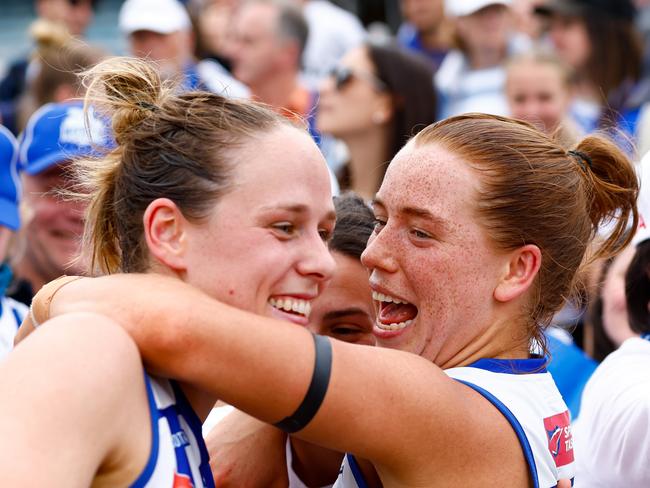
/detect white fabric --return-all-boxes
[119,0,191,35]
[286,438,334,488]
[301,1,366,90]
[196,59,250,99]
[201,404,235,437]
[0,296,27,360]
[137,376,213,487]
[573,337,650,487]
[445,0,511,17]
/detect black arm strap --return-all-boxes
[273,333,332,433]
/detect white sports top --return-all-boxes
[130,375,215,488]
[334,358,575,488]
[0,295,27,360]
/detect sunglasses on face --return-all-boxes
[328,65,388,92]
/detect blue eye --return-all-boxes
[272,222,296,236]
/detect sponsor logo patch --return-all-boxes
[544,410,574,467]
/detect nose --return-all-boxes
[296,234,336,283]
[361,229,398,274]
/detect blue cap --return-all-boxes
[0,125,21,231]
[19,101,111,175]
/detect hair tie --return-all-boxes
[137,101,157,112]
[568,150,592,172]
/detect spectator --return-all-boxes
[188,0,239,71]
[572,154,650,486]
[11,101,110,305]
[120,0,248,97]
[0,0,99,134]
[0,125,28,359]
[436,0,529,119]
[535,0,646,153]
[230,0,312,121]
[317,43,436,200]
[506,50,583,148]
[397,0,451,70]
[299,0,367,90]
[15,20,105,133]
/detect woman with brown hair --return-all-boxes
[0,56,338,486]
[317,42,436,200]
[19,108,639,485]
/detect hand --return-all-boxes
[206,409,288,487]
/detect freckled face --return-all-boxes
[361,142,506,364]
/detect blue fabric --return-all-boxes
[546,334,597,420]
[396,23,448,70]
[468,356,547,374]
[0,125,20,230]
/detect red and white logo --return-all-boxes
[544,411,574,467]
[173,473,194,488]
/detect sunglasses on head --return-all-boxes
[329,65,388,92]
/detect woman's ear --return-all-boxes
[372,92,394,125]
[494,244,542,303]
[142,198,189,271]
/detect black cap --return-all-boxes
[534,0,636,22]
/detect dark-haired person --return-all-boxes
[572,155,650,487]
[317,43,437,200]
[535,0,647,152]
[22,111,640,486]
[0,56,338,486]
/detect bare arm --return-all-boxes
[35,274,529,484]
[1,312,151,486]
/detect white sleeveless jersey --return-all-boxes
[130,375,215,488]
[333,358,575,488]
[286,438,334,488]
[0,296,27,360]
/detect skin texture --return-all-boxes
[506,60,570,135]
[6,125,336,484]
[21,139,550,485]
[17,164,86,293]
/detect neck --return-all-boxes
[13,258,52,298]
[289,436,343,487]
[419,22,452,52]
[468,46,505,70]
[342,126,393,201]
[250,71,300,108]
[439,312,532,370]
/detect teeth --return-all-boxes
[372,291,408,305]
[375,319,414,331]
[269,297,312,318]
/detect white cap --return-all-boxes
[633,152,650,246]
[445,0,511,17]
[119,0,191,35]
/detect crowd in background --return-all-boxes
[0,0,649,486]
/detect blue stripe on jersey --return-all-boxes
[455,379,540,488]
[131,374,161,488]
[468,357,547,374]
[170,381,215,488]
[345,454,369,488]
[11,307,22,330]
[159,405,197,485]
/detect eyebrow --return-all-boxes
[258,203,336,222]
[322,307,370,321]
[372,198,448,228]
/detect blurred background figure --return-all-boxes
[120,0,248,96]
[0,0,99,134]
[0,125,28,359]
[573,155,650,486]
[299,0,367,90]
[188,0,239,71]
[317,42,436,200]
[506,50,583,147]
[11,101,109,305]
[436,0,529,119]
[230,0,312,121]
[397,0,451,71]
[15,20,105,134]
[534,0,647,153]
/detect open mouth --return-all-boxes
[268,297,312,320]
[372,291,418,331]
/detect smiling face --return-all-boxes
[361,141,507,364]
[506,59,570,134]
[181,125,336,325]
